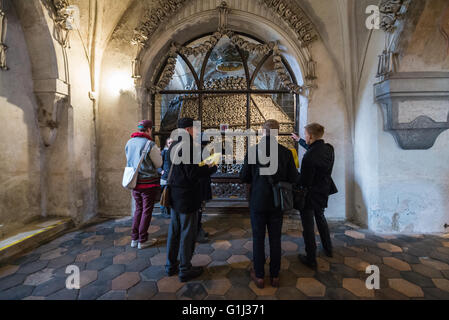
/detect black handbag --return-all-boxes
[268,176,294,212]
[292,185,308,211]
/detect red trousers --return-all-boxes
[131,187,158,243]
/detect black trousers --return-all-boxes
[299,207,332,260]
[165,209,198,275]
[250,210,283,279]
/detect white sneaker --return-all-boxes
[138,238,157,249]
[131,240,138,248]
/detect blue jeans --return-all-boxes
[250,210,283,279]
[165,209,199,275]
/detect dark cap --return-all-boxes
[138,120,153,131]
[177,118,194,129]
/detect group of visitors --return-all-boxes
[124,117,337,285]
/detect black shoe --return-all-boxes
[324,249,333,258]
[298,254,317,269]
[196,229,209,243]
[179,267,204,282]
[166,268,179,276]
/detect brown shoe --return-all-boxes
[271,277,280,288]
[250,268,264,289]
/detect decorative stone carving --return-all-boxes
[260,0,317,46]
[131,0,189,47]
[34,79,70,147]
[374,72,449,150]
[154,31,305,95]
[376,0,411,79]
[43,0,74,47]
[0,2,7,70]
[379,0,407,33]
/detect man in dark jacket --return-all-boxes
[165,118,217,282]
[159,138,173,219]
[296,123,337,269]
[240,120,299,289]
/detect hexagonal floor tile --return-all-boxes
[82,235,105,246]
[0,265,19,279]
[228,228,246,237]
[114,236,132,247]
[419,257,449,271]
[432,278,449,292]
[225,286,256,300]
[39,248,68,260]
[281,241,298,252]
[227,255,250,269]
[114,227,132,234]
[80,270,98,288]
[412,263,443,278]
[76,250,101,263]
[316,258,330,272]
[111,272,140,290]
[249,281,278,296]
[192,254,212,267]
[204,278,232,296]
[203,227,217,237]
[176,282,208,300]
[157,276,185,293]
[127,281,158,300]
[344,257,370,272]
[212,240,231,251]
[113,252,137,265]
[345,230,365,239]
[148,225,161,234]
[150,253,167,266]
[207,261,232,278]
[377,243,403,253]
[388,279,424,298]
[342,278,375,298]
[24,268,54,286]
[383,257,411,271]
[296,278,326,297]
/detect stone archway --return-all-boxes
[98,0,350,221]
[133,1,318,143]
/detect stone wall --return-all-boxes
[353,0,449,233]
[0,3,41,236]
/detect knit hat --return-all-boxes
[138,120,153,131]
[177,118,194,129]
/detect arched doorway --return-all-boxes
[149,31,302,201]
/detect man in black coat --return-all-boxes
[240,120,300,289]
[295,123,337,269]
[165,118,217,282]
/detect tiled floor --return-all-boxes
[1,213,449,300]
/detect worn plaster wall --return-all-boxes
[353,2,449,233]
[0,3,41,236]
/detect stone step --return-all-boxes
[0,218,74,264]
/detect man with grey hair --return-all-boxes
[240,119,300,289]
